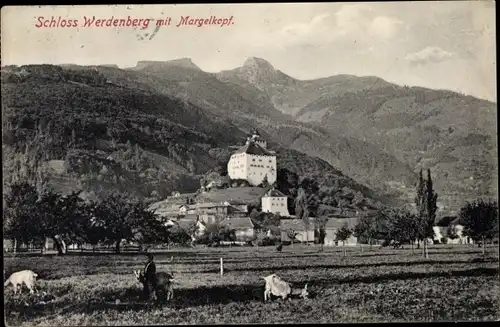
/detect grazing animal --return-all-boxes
[134,270,175,301]
[263,274,308,301]
[4,270,38,294]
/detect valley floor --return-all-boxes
[4,245,499,325]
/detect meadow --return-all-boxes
[4,244,499,325]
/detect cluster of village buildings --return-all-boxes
[148,130,472,247]
[147,130,357,246]
[4,131,472,252]
[149,188,360,246]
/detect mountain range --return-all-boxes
[2,56,497,216]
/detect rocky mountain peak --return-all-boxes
[243,57,275,73]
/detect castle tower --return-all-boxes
[251,129,267,148]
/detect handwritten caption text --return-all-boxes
[35,16,235,29]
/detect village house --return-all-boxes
[261,188,290,216]
[227,130,277,186]
[196,201,249,224]
[220,217,256,242]
[280,218,316,244]
[432,225,473,244]
[323,217,359,247]
[149,195,201,218]
[179,204,197,215]
[171,217,207,239]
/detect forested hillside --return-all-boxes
[1,64,382,211]
[216,57,497,214]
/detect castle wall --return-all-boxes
[228,153,248,180]
[245,154,276,186]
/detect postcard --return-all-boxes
[2,2,498,325]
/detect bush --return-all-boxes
[440,237,448,244]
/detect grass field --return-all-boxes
[3,244,499,325]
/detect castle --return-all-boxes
[227,130,277,186]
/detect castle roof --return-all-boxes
[232,141,275,156]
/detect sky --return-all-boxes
[1,2,496,102]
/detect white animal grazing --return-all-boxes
[4,270,38,294]
[263,274,309,301]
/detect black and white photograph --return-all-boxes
[2,2,498,325]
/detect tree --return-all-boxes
[56,191,94,249]
[354,214,377,250]
[129,201,168,250]
[307,193,321,217]
[336,224,353,257]
[86,202,107,249]
[372,207,393,242]
[387,208,420,253]
[315,216,328,251]
[287,229,299,247]
[415,169,426,249]
[459,199,498,255]
[3,182,41,252]
[276,168,299,198]
[353,191,365,208]
[186,220,199,246]
[167,227,192,247]
[260,174,270,188]
[36,190,70,255]
[93,193,138,253]
[199,222,223,245]
[254,229,267,247]
[295,188,310,243]
[415,169,438,258]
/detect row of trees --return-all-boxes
[4,169,497,256]
[332,169,498,257]
[4,182,173,254]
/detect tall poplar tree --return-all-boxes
[415,168,438,258]
[295,187,310,243]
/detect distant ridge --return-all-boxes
[133,58,201,71]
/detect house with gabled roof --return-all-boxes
[169,216,207,240]
[323,217,359,247]
[195,201,249,224]
[220,217,255,242]
[261,187,290,216]
[280,218,315,243]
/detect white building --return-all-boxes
[261,188,290,216]
[227,130,276,186]
[432,225,474,244]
